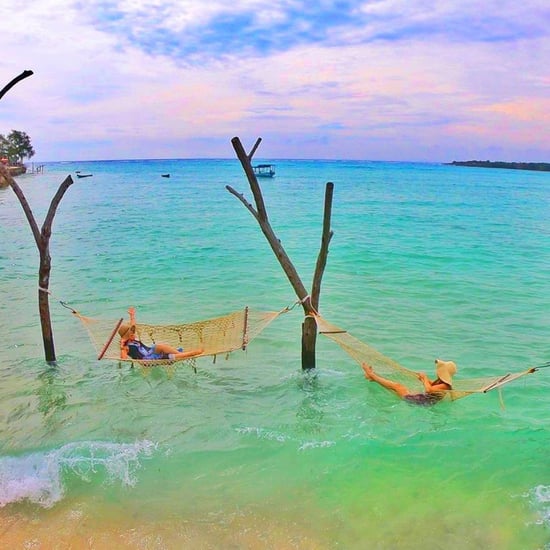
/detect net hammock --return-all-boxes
[314,314,537,401]
[74,307,286,368]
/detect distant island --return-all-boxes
[447,160,550,172]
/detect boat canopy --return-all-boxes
[253,164,275,177]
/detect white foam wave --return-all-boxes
[298,440,336,451]
[236,427,337,452]
[0,440,156,508]
[528,484,550,527]
[236,426,287,442]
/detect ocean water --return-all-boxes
[0,158,549,549]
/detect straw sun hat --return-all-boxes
[435,359,457,385]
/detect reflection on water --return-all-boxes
[296,370,325,436]
[37,366,68,434]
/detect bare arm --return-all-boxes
[128,307,136,331]
[417,372,450,393]
[120,307,137,358]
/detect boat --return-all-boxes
[253,164,275,178]
[76,173,93,178]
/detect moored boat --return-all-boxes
[253,164,275,178]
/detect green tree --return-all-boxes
[0,130,35,165]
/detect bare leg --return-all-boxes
[154,343,204,359]
[173,348,203,360]
[362,363,410,398]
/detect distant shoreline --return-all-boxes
[447,160,550,172]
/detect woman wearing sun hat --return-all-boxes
[362,359,457,406]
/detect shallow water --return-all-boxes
[1,159,549,548]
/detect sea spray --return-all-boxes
[0,440,156,508]
[528,485,550,527]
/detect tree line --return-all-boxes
[449,160,550,172]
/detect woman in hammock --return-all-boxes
[118,307,203,361]
[362,359,457,406]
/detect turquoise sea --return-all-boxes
[1,158,549,548]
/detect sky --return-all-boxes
[1,0,549,162]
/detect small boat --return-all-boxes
[253,164,275,178]
[161,174,170,178]
[76,173,93,178]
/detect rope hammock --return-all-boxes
[74,306,287,368]
[314,314,540,401]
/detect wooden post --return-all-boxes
[241,306,249,350]
[1,69,75,364]
[227,137,334,369]
[302,182,334,369]
[301,316,317,369]
[9,173,74,363]
[311,182,334,310]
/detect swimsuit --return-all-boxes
[126,340,169,360]
[403,378,450,406]
[403,393,443,406]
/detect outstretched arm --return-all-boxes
[127,307,137,338]
[128,307,136,327]
[120,307,137,358]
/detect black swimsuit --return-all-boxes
[403,393,442,406]
[403,378,450,406]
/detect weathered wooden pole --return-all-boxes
[8,172,74,363]
[227,136,334,369]
[304,181,334,368]
[1,69,76,364]
[0,70,33,101]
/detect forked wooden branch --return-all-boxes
[231,137,268,221]
[226,185,260,221]
[229,137,310,307]
[3,168,41,244]
[311,183,334,311]
[228,136,336,369]
[0,70,33,101]
[42,175,74,239]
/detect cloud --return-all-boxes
[65,0,550,60]
[1,0,549,161]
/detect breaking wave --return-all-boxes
[0,440,156,508]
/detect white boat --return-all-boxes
[253,164,275,178]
